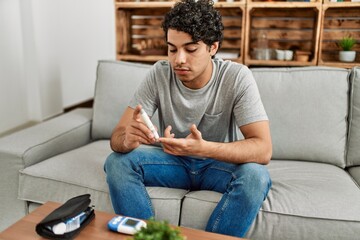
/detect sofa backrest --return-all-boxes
[347,66,360,167]
[92,60,352,168]
[252,67,350,168]
[92,60,152,140]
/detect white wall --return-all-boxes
[0,0,29,132]
[0,0,116,134]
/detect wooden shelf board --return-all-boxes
[248,0,321,2]
[247,2,322,8]
[115,2,174,8]
[214,2,246,8]
[117,54,167,62]
[222,57,244,63]
[318,61,360,69]
[115,1,247,9]
[245,59,316,66]
[322,2,360,8]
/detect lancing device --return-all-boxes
[140,109,159,140]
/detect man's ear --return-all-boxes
[210,42,219,56]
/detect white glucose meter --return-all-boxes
[107,216,147,235]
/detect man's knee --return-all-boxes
[247,163,271,185]
[104,148,152,179]
[234,163,272,195]
[104,152,126,173]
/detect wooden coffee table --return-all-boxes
[0,201,245,240]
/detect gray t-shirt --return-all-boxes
[129,58,268,143]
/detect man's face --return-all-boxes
[167,29,218,89]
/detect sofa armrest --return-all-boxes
[0,108,92,231]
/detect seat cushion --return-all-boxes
[18,141,188,225]
[180,160,360,240]
[180,190,222,230]
[18,141,114,212]
[252,67,350,168]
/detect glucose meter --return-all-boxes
[107,216,147,235]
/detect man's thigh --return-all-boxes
[132,146,192,189]
[199,160,236,192]
[199,161,269,193]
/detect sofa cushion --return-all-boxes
[180,190,222,230]
[147,187,189,225]
[252,67,350,168]
[92,61,152,140]
[18,141,187,225]
[348,166,360,187]
[347,66,360,167]
[180,160,360,240]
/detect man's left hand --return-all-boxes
[159,124,205,156]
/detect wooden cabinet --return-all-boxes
[114,0,359,68]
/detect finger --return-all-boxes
[131,123,151,138]
[127,131,153,146]
[158,137,175,144]
[161,141,179,155]
[124,135,149,149]
[128,121,155,144]
[190,124,202,139]
[139,124,157,142]
[164,125,173,138]
[132,105,142,120]
[159,137,183,149]
[131,107,156,140]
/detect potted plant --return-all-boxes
[338,36,357,62]
[132,218,185,240]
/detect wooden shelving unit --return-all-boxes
[244,1,322,66]
[114,0,359,68]
[214,2,246,63]
[318,1,360,68]
[115,0,246,63]
[115,1,171,62]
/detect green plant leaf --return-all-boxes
[338,36,356,51]
[131,218,185,240]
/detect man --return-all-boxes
[104,0,272,237]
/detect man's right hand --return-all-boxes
[110,105,157,153]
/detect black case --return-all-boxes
[35,194,95,240]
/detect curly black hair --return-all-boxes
[162,0,224,49]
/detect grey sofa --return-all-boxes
[1,60,360,240]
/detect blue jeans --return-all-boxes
[104,146,271,237]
